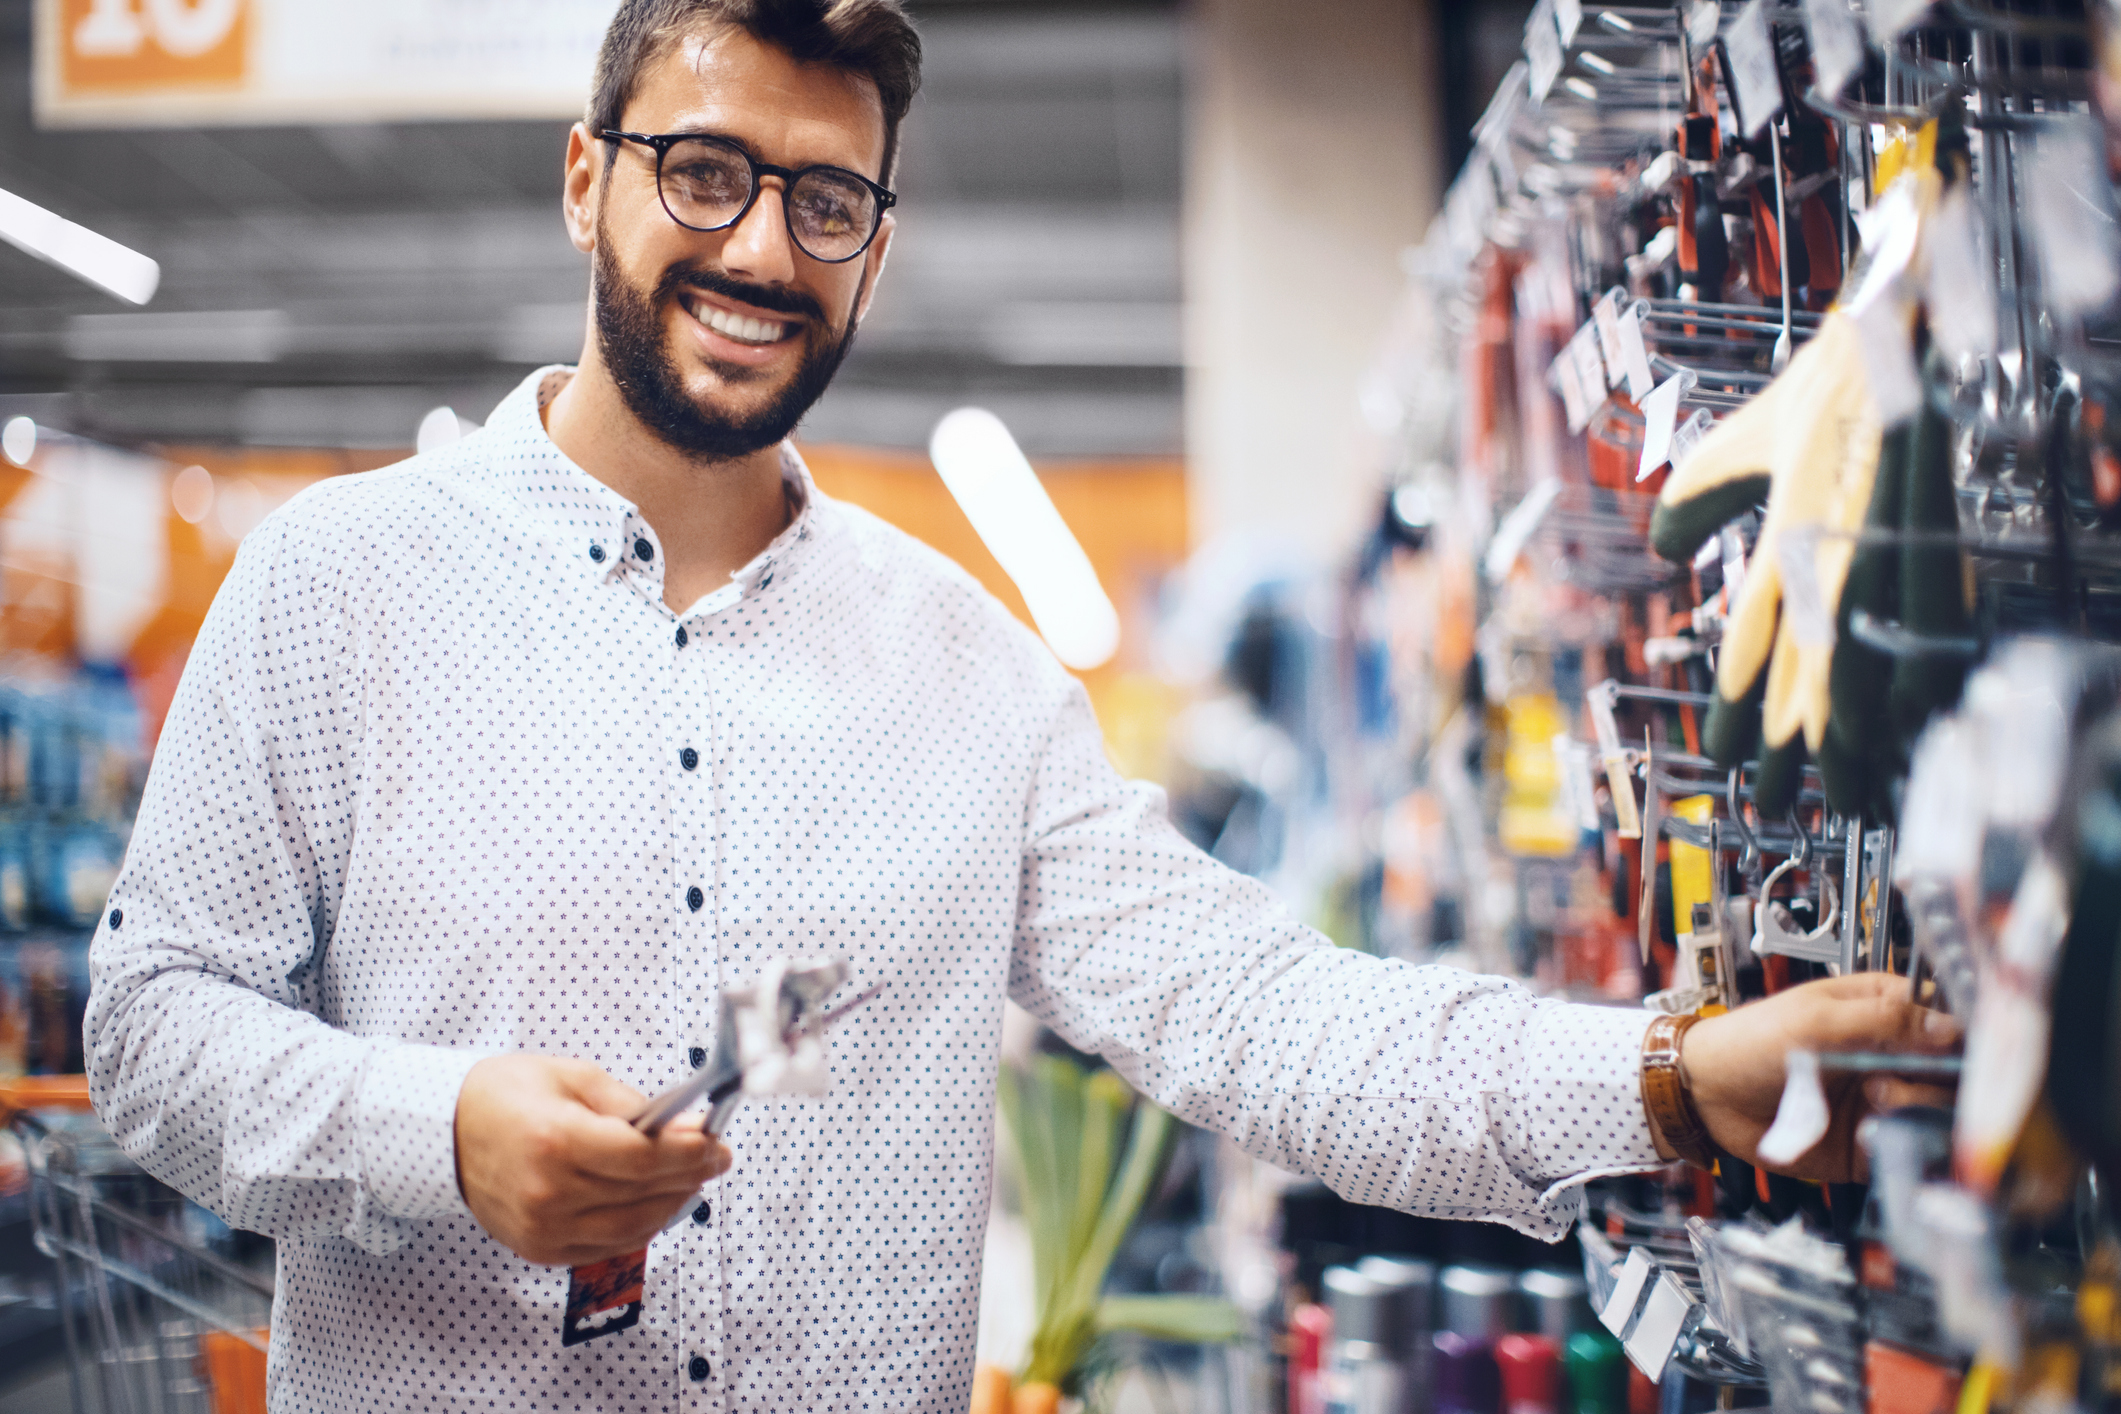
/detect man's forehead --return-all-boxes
[629,26,887,172]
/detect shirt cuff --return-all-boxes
[1520,1001,1666,1199]
[354,1043,487,1222]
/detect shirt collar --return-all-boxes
[480,365,818,600]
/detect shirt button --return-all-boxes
[635,537,654,562]
[588,543,606,563]
[686,886,704,912]
[688,1356,710,1383]
[675,626,689,648]
[107,908,122,929]
[680,747,699,771]
[689,1046,707,1068]
[692,1201,712,1225]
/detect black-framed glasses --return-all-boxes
[599,130,896,264]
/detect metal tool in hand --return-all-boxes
[632,964,884,1137]
[560,966,884,1347]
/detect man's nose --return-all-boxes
[720,182,798,288]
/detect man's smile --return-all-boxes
[680,286,802,355]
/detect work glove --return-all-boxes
[1649,309,1887,814]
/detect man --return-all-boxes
[87,2,1954,1410]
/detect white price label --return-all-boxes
[1571,328,1609,421]
[1555,0,1585,45]
[1635,371,1694,482]
[1776,524,1837,648]
[1617,302,1655,400]
[1526,0,1564,99]
[1552,346,1591,434]
[1593,290,1626,390]
[1800,0,1867,98]
[1864,0,1934,40]
[1685,0,1723,51]
[1723,0,1785,138]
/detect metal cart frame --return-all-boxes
[4,1076,273,1414]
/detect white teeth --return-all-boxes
[692,301,786,345]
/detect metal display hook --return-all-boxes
[1751,809,1843,964]
[1725,766,1760,875]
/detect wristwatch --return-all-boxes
[1640,1011,1719,1170]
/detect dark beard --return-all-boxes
[591,232,861,461]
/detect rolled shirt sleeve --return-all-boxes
[1009,684,1665,1240]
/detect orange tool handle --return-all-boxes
[0,1073,92,1122]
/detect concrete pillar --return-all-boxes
[1183,0,1441,561]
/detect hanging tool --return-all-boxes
[1752,813,1843,964]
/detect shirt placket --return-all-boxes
[675,599,734,1413]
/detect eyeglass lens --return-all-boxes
[658,138,878,262]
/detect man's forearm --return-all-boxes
[88,949,484,1254]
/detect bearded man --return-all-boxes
[88,2,1957,1410]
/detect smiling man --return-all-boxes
[86,2,1959,1412]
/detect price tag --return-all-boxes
[1864,0,1933,40]
[1670,407,1715,466]
[1635,371,1694,482]
[2028,125,2121,316]
[1776,524,1836,648]
[1722,0,1785,138]
[1927,184,1996,361]
[1593,290,1626,390]
[1616,302,1655,400]
[1551,347,1591,433]
[1800,0,1867,99]
[1555,0,1584,45]
[1585,681,1642,839]
[1852,297,1921,425]
[1685,0,1722,51]
[1571,328,1609,420]
[1526,0,1564,99]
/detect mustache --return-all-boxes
[653,263,827,324]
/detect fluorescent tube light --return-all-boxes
[928,407,1120,671]
[0,185,159,305]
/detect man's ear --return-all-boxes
[563,123,600,255]
[854,212,895,324]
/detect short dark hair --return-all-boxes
[588,0,922,183]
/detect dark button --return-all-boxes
[688,1356,710,1383]
[689,1046,707,1069]
[680,747,699,771]
[588,543,606,564]
[692,1201,711,1225]
[635,537,654,562]
[107,908,122,929]
[675,626,689,648]
[686,886,704,912]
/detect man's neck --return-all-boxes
[542,352,792,613]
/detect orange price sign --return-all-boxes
[55,0,249,94]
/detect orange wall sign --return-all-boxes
[55,0,249,93]
[34,0,615,128]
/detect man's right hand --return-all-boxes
[454,1054,732,1267]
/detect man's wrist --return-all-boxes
[356,1043,491,1221]
[1639,1011,1717,1170]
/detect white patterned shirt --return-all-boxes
[87,367,1662,1414]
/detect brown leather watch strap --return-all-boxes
[1640,1011,1718,1171]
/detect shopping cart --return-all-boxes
[2,1075,272,1414]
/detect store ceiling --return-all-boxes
[0,0,1182,456]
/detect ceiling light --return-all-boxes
[1,417,35,467]
[928,408,1120,671]
[416,407,464,453]
[0,186,159,305]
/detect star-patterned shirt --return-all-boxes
[86,367,1663,1413]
